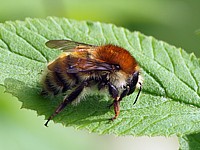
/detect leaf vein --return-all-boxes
[180,50,199,96]
[0,37,44,63]
[163,45,198,95]
[111,25,120,44]
[49,17,66,36]
[138,115,171,135]
[91,122,101,132]
[122,28,135,49]
[119,117,144,135]
[16,31,48,63]
[135,32,142,51]
[101,120,122,134]
[108,24,118,44]
[141,66,167,95]
[98,22,107,43]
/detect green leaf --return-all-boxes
[0,17,200,137]
[179,133,200,150]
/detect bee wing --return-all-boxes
[48,56,117,74]
[66,57,116,73]
[46,40,118,73]
[45,40,96,52]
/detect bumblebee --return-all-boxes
[42,40,142,126]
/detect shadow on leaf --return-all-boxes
[4,78,112,127]
[179,132,200,150]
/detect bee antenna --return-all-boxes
[133,82,142,105]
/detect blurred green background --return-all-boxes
[1,0,199,149]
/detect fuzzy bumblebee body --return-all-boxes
[42,40,142,126]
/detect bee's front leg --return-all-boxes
[107,82,120,120]
[110,98,120,120]
[108,85,130,108]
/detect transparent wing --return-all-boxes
[46,40,119,73]
[45,40,96,52]
[48,56,118,74]
[66,57,117,73]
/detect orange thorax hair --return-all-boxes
[94,45,138,74]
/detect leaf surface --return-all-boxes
[0,17,200,136]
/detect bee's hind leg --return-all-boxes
[44,81,88,127]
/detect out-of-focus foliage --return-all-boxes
[0,0,200,57]
[0,87,111,150]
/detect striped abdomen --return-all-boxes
[41,55,78,95]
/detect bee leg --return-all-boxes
[108,85,130,109]
[107,82,120,120]
[44,81,88,127]
[110,98,120,121]
[108,85,131,110]
[107,82,118,109]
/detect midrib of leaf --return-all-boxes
[0,17,200,138]
[133,46,200,106]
